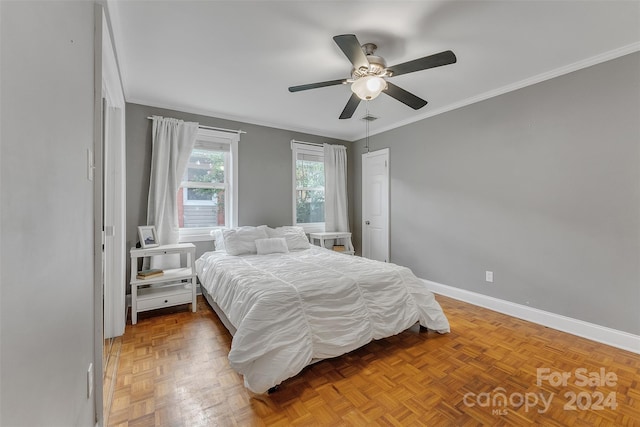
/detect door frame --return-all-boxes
[94,5,126,424]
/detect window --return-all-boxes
[292,142,325,232]
[178,128,238,241]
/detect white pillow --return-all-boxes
[210,229,226,251]
[222,226,269,256]
[265,226,310,250]
[255,237,289,255]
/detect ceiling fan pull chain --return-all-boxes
[365,102,370,153]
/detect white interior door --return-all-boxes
[362,148,389,262]
[103,103,126,339]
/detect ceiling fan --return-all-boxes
[288,34,457,119]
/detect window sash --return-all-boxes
[296,186,324,191]
[182,181,227,190]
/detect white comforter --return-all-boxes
[195,246,450,393]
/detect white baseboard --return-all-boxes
[423,279,640,355]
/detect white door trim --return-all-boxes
[95,6,127,424]
[101,8,126,339]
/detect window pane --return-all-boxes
[184,149,226,184]
[296,159,324,189]
[186,187,214,201]
[178,188,225,228]
[296,189,324,223]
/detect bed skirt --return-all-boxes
[200,284,237,336]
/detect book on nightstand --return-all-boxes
[333,245,346,252]
[136,269,164,279]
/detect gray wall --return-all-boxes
[1,2,97,425]
[125,103,352,281]
[352,52,640,335]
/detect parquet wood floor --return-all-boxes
[107,295,640,426]
[104,335,123,426]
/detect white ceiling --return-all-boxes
[108,0,640,141]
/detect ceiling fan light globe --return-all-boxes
[351,76,386,101]
[366,77,382,92]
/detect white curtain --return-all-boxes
[147,116,199,268]
[324,143,349,232]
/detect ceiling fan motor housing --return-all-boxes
[353,55,387,78]
[353,43,388,78]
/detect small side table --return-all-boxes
[309,232,354,255]
[129,243,197,324]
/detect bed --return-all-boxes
[195,225,450,394]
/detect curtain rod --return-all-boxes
[146,117,246,135]
[291,139,323,147]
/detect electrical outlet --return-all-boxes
[87,363,93,399]
[485,271,494,283]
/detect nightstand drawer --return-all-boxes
[322,233,344,239]
[137,289,192,311]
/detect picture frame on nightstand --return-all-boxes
[138,225,159,248]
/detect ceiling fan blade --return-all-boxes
[383,82,428,110]
[386,50,457,77]
[333,34,369,71]
[288,79,347,92]
[339,93,361,119]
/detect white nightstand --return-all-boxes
[309,232,355,255]
[129,243,197,324]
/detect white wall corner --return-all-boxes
[423,279,640,355]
